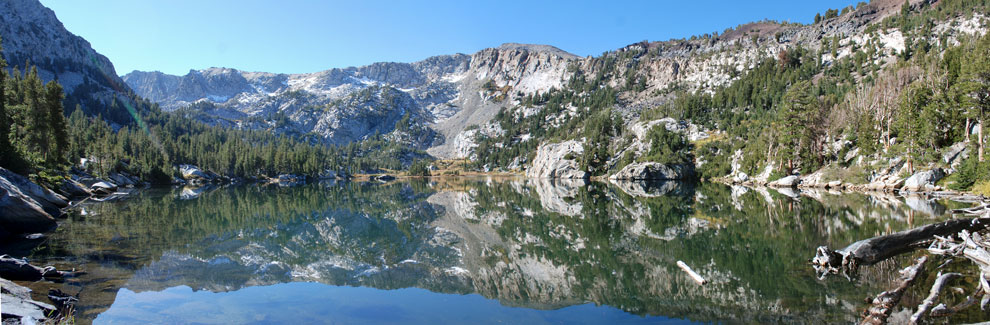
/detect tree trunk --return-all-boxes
[907,147,914,174]
[979,118,984,162]
[813,217,990,274]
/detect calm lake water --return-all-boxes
[9,178,974,324]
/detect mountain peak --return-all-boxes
[496,43,578,59]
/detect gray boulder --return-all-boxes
[609,162,694,181]
[0,168,67,216]
[826,180,843,189]
[109,172,137,187]
[180,164,212,182]
[0,277,56,324]
[526,140,588,179]
[58,178,91,199]
[0,169,60,234]
[901,168,945,192]
[90,181,118,196]
[768,175,801,188]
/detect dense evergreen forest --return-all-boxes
[0,40,422,185]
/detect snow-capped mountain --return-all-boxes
[124,43,577,156]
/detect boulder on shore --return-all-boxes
[1,277,56,324]
[0,168,67,216]
[58,178,91,199]
[768,175,801,188]
[90,181,118,196]
[731,172,749,183]
[526,140,588,179]
[901,168,945,192]
[0,168,61,234]
[179,164,212,183]
[609,162,694,181]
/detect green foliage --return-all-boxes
[949,149,990,191]
[894,82,935,171]
[1,58,70,176]
[407,160,432,177]
[639,125,693,165]
[696,140,731,179]
[579,109,619,175]
[777,80,824,173]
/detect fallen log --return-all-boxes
[861,256,928,325]
[814,218,990,276]
[911,272,961,324]
[677,260,706,285]
[952,204,990,216]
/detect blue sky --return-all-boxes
[40,0,862,76]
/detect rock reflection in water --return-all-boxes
[14,179,965,323]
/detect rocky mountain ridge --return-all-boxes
[123,0,960,163]
[123,43,578,152]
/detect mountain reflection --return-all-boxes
[23,179,957,323]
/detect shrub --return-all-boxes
[949,151,990,191]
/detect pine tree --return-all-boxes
[777,80,816,173]
[24,66,49,162]
[896,82,932,173]
[45,81,67,166]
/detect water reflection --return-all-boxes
[16,179,964,323]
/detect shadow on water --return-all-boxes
[5,178,967,323]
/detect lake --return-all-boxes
[8,178,971,324]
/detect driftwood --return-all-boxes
[915,229,990,321]
[929,229,990,275]
[910,272,961,324]
[814,218,990,276]
[929,292,981,318]
[953,204,990,216]
[861,256,928,325]
[677,261,707,285]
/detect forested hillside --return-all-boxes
[465,0,990,194]
[0,44,421,186]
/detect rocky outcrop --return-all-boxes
[768,175,801,188]
[900,168,945,193]
[609,162,694,181]
[526,140,588,179]
[58,178,91,199]
[863,175,906,191]
[0,0,129,121]
[179,164,212,184]
[0,168,64,234]
[90,181,118,196]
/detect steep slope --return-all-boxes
[0,0,133,119]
